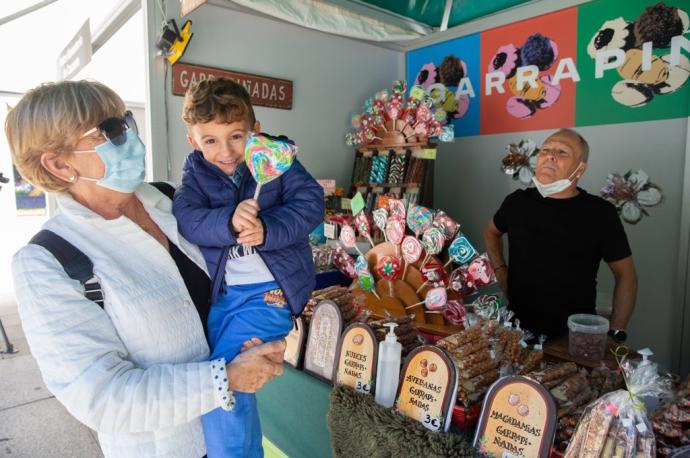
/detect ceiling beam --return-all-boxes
[329,0,432,36]
[0,0,58,27]
[440,0,452,32]
[91,0,141,54]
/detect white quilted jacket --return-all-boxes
[12,183,223,457]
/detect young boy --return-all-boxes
[173,77,324,458]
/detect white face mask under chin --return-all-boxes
[532,162,583,197]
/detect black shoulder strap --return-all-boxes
[29,230,105,307]
[150,181,176,199]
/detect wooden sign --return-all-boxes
[473,375,557,458]
[283,316,306,368]
[171,62,293,110]
[180,0,207,16]
[303,300,343,383]
[395,345,458,432]
[333,323,378,395]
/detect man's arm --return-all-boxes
[607,256,637,330]
[483,219,507,293]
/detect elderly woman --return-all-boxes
[6,80,285,458]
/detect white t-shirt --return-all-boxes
[224,245,275,285]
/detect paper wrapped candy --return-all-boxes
[421,227,445,256]
[369,155,389,184]
[410,286,447,311]
[444,300,467,325]
[354,255,369,276]
[416,259,446,293]
[245,133,296,199]
[600,169,663,224]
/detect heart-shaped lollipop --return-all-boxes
[245,133,296,199]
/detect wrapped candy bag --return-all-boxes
[564,350,672,458]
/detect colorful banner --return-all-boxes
[405,0,690,137]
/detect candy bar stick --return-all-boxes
[253,182,262,200]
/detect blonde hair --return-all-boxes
[5,80,125,192]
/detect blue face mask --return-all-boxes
[74,129,146,193]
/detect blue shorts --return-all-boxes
[202,281,293,458]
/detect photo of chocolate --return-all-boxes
[506,97,538,119]
[414,62,439,90]
[508,393,520,406]
[439,54,466,87]
[420,358,428,368]
[617,48,669,85]
[517,404,530,417]
[487,44,521,78]
[421,367,429,377]
[587,17,635,59]
[656,54,690,94]
[611,80,655,107]
[352,334,364,345]
[634,2,689,48]
[429,363,437,373]
[520,33,559,71]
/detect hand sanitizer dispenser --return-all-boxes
[375,323,402,408]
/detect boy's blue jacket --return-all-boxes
[173,150,324,316]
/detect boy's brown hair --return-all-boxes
[182,76,256,127]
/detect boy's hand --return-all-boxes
[232,199,260,233]
[241,337,263,353]
[238,219,264,247]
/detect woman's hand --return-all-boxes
[225,339,286,393]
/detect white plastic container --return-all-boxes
[567,313,609,360]
[374,323,402,408]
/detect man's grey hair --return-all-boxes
[553,128,589,162]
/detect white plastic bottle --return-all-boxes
[374,323,402,408]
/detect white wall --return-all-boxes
[155,2,403,188]
[431,120,688,372]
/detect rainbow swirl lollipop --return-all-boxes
[407,204,433,237]
[245,133,296,199]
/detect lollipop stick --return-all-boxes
[421,253,430,267]
[402,263,409,281]
[371,289,381,300]
[409,299,424,308]
[415,280,428,294]
[443,259,453,269]
[388,280,393,298]
[366,235,375,248]
[253,182,262,200]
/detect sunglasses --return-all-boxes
[81,110,138,146]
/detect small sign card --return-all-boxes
[333,323,378,395]
[283,316,306,368]
[473,375,557,458]
[395,345,457,432]
[317,179,336,196]
[323,222,336,240]
[303,300,343,383]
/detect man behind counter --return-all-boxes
[483,128,637,340]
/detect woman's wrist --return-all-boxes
[210,358,235,411]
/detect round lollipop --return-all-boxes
[376,255,402,296]
[332,246,355,279]
[388,199,407,220]
[358,272,380,300]
[339,224,364,256]
[354,212,375,248]
[372,208,389,242]
[410,286,447,311]
[385,216,405,246]
[433,211,459,240]
[446,235,478,267]
[406,204,433,237]
[421,227,446,266]
[401,235,422,279]
[245,133,296,199]
[444,300,467,325]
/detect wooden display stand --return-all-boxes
[350,241,463,337]
[349,119,436,210]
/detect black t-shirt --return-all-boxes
[493,187,631,338]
